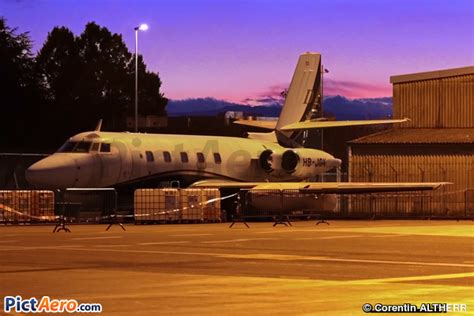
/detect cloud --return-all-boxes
[241,78,391,106]
[166,97,281,117]
[167,95,393,120]
[324,79,391,99]
[166,79,393,118]
[241,83,287,106]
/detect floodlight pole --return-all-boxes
[321,64,325,151]
[134,27,139,133]
[320,64,329,151]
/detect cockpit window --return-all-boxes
[100,143,111,153]
[75,141,92,153]
[57,141,92,153]
[57,141,78,153]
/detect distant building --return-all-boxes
[224,111,244,125]
[126,115,167,130]
[348,66,474,215]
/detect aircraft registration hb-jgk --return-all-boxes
[26,52,446,211]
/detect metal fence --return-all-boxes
[1,187,473,225]
[466,189,474,217]
[231,189,474,221]
[57,188,118,223]
[350,157,474,215]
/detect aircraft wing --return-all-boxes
[280,118,409,131]
[190,180,448,194]
[233,118,409,132]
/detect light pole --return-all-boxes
[320,65,329,151]
[134,23,148,133]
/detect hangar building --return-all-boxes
[348,66,474,216]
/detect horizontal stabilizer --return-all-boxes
[190,180,449,194]
[280,118,410,131]
[234,120,277,130]
[247,131,278,143]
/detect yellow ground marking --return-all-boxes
[138,241,191,245]
[170,233,213,237]
[201,238,279,244]
[331,225,474,237]
[318,234,363,239]
[3,246,471,269]
[73,236,124,240]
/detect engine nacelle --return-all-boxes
[258,149,291,175]
[259,148,341,179]
[258,149,277,173]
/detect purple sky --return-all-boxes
[1,0,473,103]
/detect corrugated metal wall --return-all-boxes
[393,74,474,128]
[349,154,474,215]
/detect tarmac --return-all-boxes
[0,220,473,315]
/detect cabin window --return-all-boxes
[90,143,100,152]
[213,153,222,164]
[100,143,111,153]
[163,151,172,163]
[75,141,92,153]
[180,152,189,163]
[146,151,154,162]
[197,152,205,163]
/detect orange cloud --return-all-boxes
[324,79,391,99]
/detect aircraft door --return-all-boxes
[130,150,146,181]
[98,142,122,186]
[114,140,131,184]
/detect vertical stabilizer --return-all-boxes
[275,52,322,146]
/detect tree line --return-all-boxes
[0,18,167,151]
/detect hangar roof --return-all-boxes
[349,128,474,145]
[390,66,474,84]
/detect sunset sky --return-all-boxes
[2,0,473,103]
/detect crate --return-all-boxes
[160,189,180,221]
[36,191,55,221]
[0,190,55,222]
[201,188,221,221]
[134,188,222,223]
[134,189,154,222]
[134,188,180,222]
[0,191,15,222]
[180,189,203,221]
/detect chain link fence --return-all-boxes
[1,186,473,225]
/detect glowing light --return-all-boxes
[138,24,149,31]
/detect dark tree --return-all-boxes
[36,27,78,104]
[0,17,43,150]
[35,27,80,142]
[35,22,167,148]
[133,55,167,116]
[74,22,133,129]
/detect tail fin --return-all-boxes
[275,52,322,146]
[234,52,407,146]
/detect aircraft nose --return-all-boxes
[26,155,77,188]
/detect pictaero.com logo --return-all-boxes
[4,295,102,313]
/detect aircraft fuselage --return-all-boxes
[26,131,340,189]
